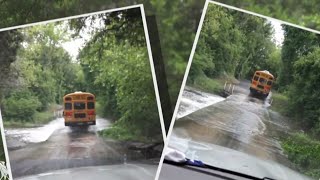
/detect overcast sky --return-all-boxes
[270,20,284,47]
[61,16,105,61]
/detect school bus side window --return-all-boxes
[87,102,95,109]
[253,76,259,81]
[267,81,272,85]
[65,103,72,110]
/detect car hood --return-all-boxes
[15,163,157,180]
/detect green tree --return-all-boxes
[76,8,161,140]
[278,25,320,90]
[232,13,274,79]
[188,3,277,90]
[0,30,23,99]
[2,89,41,121]
[189,4,244,83]
[289,48,320,132]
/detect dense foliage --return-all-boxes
[0,23,78,122]
[288,48,320,133]
[282,133,320,178]
[188,4,279,92]
[72,9,161,140]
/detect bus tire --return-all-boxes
[263,93,269,99]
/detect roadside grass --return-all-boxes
[190,75,225,95]
[98,121,161,143]
[281,132,320,179]
[95,102,104,117]
[270,92,320,178]
[3,104,58,128]
[270,92,290,116]
[33,111,55,124]
[99,125,146,142]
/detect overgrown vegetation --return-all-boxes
[0,8,161,142]
[0,23,82,127]
[270,92,290,116]
[191,75,224,94]
[282,133,320,178]
[188,4,279,95]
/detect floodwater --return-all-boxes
[177,87,225,119]
[5,117,109,148]
[166,82,312,180]
[4,117,159,179]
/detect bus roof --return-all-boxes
[255,70,274,78]
[63,92,95,98]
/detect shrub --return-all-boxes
[2,89,41,122]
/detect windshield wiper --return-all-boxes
[164,147,275,180]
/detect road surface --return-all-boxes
[4,117,160,179]
[164,81,311,180]
[16,163,158,180]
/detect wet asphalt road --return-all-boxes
[16,163,158,180]
[5,118,158,179]
[164,81,312,180]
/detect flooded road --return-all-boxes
[5,117,109,149]
[177,87,225,119]
[16,163,158,180]
[167,82,311,180]
[4,117,159,179]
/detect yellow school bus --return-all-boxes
[63,91,96,126]
[249,70,274,98]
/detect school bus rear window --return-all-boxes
[65,103,72,110]
[259,78,267,84]
[87,102,95,109]
[74,102,85,110]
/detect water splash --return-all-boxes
[177,87,225,119]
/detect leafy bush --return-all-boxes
[270,92,290,116]
[288,48,320,131]
[190,75,223,94]
[99,122,145,142]
[0,161,9,180]
[2,89,41,121]
[80,35,161,140]
[282,132,320,179]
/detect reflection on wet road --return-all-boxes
[16,163,158,180]
[5,118,155,178]
[169,83,311,180]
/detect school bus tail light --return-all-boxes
[88,111,95,115]
[65,112,73,117]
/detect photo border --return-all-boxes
[155,0,320,179]
[0,111,11,180]
[0,4,166,180]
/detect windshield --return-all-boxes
[165,2,316,180]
